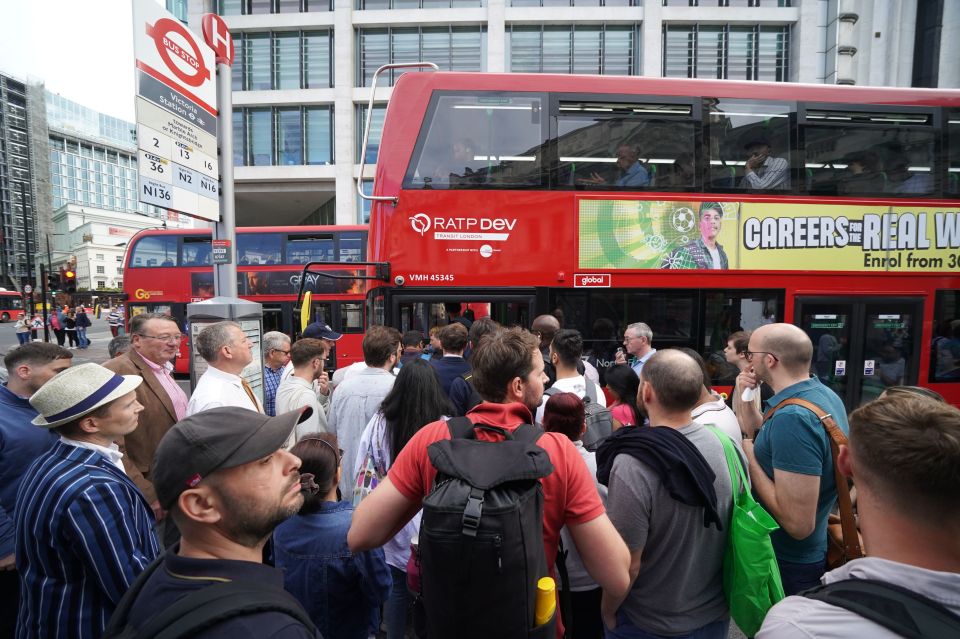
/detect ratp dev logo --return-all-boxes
[410,213,432,236]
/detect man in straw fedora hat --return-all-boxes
[14,363,160,639]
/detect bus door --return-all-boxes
[306,300,365,371]
[794,297,923,408]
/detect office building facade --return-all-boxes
[182,0,957,226]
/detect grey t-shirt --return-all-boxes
[606,423,741,635]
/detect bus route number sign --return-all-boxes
[212,239,232,265]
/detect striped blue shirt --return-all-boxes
[15,440,160,639]
[263,364,285,417]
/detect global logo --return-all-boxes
[410,213,431,236]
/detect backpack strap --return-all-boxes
[803,579,960,639]
[762,397,863,564]
[446,416,540,444]
[584,378,599,403]
[137,579,316,639]
[446,416,476,440]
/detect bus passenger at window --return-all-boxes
[838,150,884,195]
[660,202,728,270]
[581,144,650,188]
[740,136,789,190]
[434,138,479,184]
[886,159,933,194]
[657,153,695,189]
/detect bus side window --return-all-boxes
[555,100,697,191]
[706,97,794,193]
[801,105,938,198]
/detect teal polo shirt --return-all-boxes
[754,376,849,564]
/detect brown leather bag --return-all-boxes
[762,397,864,569]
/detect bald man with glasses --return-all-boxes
[104,313,190,526]
[738,323,849,596]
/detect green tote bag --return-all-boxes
[708,427,785,638]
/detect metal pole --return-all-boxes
[40,263,49,342]
[19,182,34,314]
[214,61,237,298]
[45,236,52,342]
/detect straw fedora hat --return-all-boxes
[30,363,142,429]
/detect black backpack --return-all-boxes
[544,384,613,451]
[457,371,484,415]
[103,554,318,639]
[803,578,960,639]
[419,417,556,639]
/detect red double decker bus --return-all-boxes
[357,70,960,406]
[0,290,26,322]
[124,225,367,374]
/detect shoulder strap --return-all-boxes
[763,398,863,563]
[707,426,748,499]
[138,580,316,639]
[544,387,560,397]
[584,377,599,403]
[804,579,960,639]
[446,416,477,439]
[554,539,572,639]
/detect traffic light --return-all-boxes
[63,269,77,294]
[47,270,59,292]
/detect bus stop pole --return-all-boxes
[214,61,238,299]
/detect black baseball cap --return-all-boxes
[302,322,343,341]
[153,406,313,509]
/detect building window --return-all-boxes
[358,0,483,7]
[356,26,486,87]
[117,267,123,274]
[355,104,386,164]
[663,1,791,5]
[512,0,634,5]
[218,0,327,13]
[96,266,105,274]
[507,25,640,75]
[235,31,333,90]
[235,107,333,166]
[663,24,791,81]
[358,180,373,223]
[96,254,105,260]
[116,255,123,261]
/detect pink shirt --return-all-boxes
[136,351,189,420]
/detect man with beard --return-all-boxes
[348,327,630,633]
[739,323,849,595]
[114,407,320,638]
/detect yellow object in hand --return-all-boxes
[534,576,556,626]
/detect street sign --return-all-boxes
[202,14,235,66]
[212,239,232,264]
[24,284,32,294]
[133,0,220,222]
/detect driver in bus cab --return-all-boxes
[433,138,479,185]
[580,143,650,188]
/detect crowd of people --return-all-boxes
[0,311,958,639]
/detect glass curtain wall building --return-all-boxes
[184,0,953,226]
[0,72,38,289]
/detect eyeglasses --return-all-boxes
[138,334,182,343]
[623,335,642,342]
[272,349,291,355]
[745,350,779,363]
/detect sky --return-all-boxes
[0,0,167,123]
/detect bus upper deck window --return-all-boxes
[238,233,282,265]
[706,98,794,192]
[404,93,548,189]
[130,235,178,268]
[555,100,697,191]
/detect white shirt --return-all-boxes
[60,436,125,472]
[186,365,261,416]
[535,374,607,424]
[275,375,328,448]
[757,557,960,639]
[691,394,744,445]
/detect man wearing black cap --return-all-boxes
[741,136,789,190]
[111,407,320,638]
[281,322,344,411]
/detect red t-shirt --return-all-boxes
[389,401,606,574]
